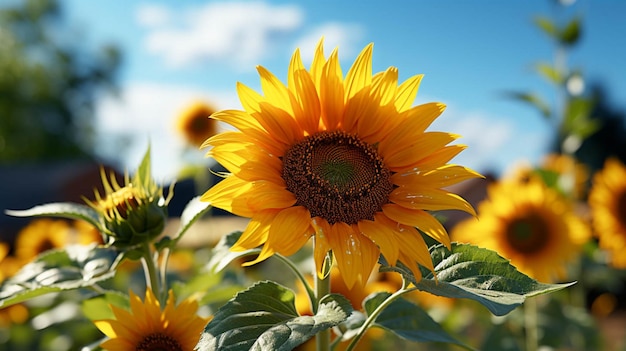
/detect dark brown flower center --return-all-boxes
[505,212,550,254]
[136,332,183,351]
[282,131,393,225]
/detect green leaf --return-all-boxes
[560,17,581,46]
[563,97,600,139]
[5,202,103,233]
[363,292,473,349]
[207,231,260,273]
[196,281,352,351]
[81,290,130,321]
[169,196,212,245]
[134,144,152,187]
[380,243,573,316]
[535,62,563,85]
[0,244,121,308]
[504,92,552,119]
[534,16,558,39]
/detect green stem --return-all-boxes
[159,247,171,301]
[345,283,414,351]
[274,253,317,314]
[315,267,331,351]
[524,297,539,351]
[140,243,160,300]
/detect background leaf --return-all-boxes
[503,91,552,119]
[206,231,260,273]
[363,292,473,349]
[5,203,102,232]
[0,244,121,308]
[380,243,573,316]
[196,281,352,351]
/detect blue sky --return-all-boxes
[61,0,626,183]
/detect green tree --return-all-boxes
[0,0,121,161]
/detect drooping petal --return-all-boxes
[383,132,459,171]
[311,217,333,279]
[390,187,476,215]
[393,225,434,274]
[382,204,451,249]
[326,222,379,289]
[358,213,400,266]
[391,164,483,188]
[266,206,313,256]
[232,210,276,251]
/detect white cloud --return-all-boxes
[94,82,240,182]
[293,23,365,66]
[136,4,170,27]
[139,1,303,68]
[430,104,549,175]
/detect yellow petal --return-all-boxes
[320,49,344,130]
[311,217,333,279]
[267,206,313,256]
[258,65,293,115]
[344,43,373,101]
[382,204,451,249]
[246,180,297,212]
[232,210,275,251]
[379,103,446,156]
[288,49,321,134]
[391,164,483,188]
[390,187,476,215]
[393,225,434,273]
[201,176,256,217]
[395,74,424,112]
[310,38,326,88]
[370,66,398,107]
[327,222,378,289]
[357,213,400,266]
[383,132,459,171]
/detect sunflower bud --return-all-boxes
[86,158,171,248]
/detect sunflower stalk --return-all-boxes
[524,297,539,351]
[140,243,161,301]
[315,255,331,351]
[345,279,414,351]
[273,253,317,313]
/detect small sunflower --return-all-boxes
[95,288,209,351]
[201,39,480,288]
[452,179,590,283]
[176,100,218,148]
[86,168,170,248]
[13,219,72,260]
[588,158,626,268]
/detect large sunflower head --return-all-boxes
[95,288,209,351]
[452,179,590,283]
[589,157,626,268]
[201,39,481,288]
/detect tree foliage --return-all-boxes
[0,0,121,161]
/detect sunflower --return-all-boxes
[588,158,626,268]
[176,100,218,148]
[201,39,480,288]
[14,219,73,260]
[452,179,590,283]
[505,153,589,199]
[95,288,209,351]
